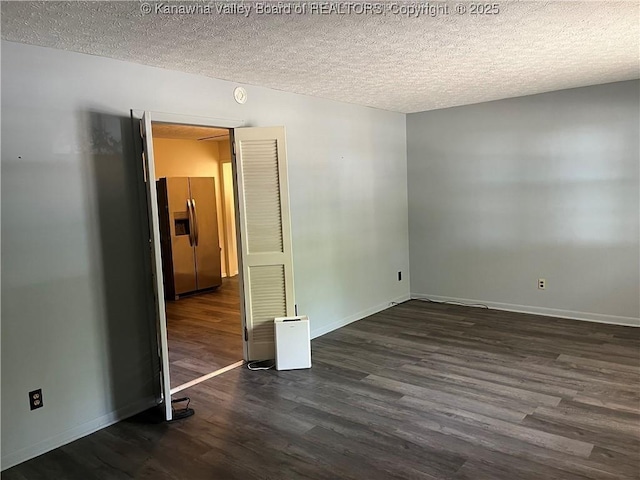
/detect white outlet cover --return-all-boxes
[233,87,247,104]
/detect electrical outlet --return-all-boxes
[398,271,402,281]
[538,278,546,290]
[29,389,43,411]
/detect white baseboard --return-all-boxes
[411,293,640,327]
[310,293,411,339]
[1,396,158,471]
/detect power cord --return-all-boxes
[247,360,275,371]
[389,300,411,307]
[416,297,489,309]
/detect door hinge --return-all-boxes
[142,151,147,183]
[232,141,236,156]
[295,304,298,316]
[244,326,248,342]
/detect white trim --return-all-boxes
[1,397,157,471]
[170,360,244,394]
[141,112,173,421]
[411,293,640,327]
[310,294,411,339]
[132,110,245,129]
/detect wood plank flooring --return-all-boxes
[166,276,243,388]
[4,300,639,479]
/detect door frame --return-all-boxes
[135,110,249,418]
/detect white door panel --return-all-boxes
[233,127,295,361]
[140,112,172,421]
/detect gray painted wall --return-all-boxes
[407,80,639,324]
[1,40,409,468]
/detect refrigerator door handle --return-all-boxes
[191,198,199,246]
[186,199,194,247]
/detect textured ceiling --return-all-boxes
[152,124,230,141]
[1,1,638,113]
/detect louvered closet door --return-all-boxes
[234,127,295,361]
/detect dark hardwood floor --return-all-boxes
[4,300,639,479]
[167,276,243,388]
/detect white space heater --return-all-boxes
[274,315,312,371]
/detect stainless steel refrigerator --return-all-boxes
[157,177,222,299]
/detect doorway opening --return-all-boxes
[140,112,295,421]
[151,123,243,394]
